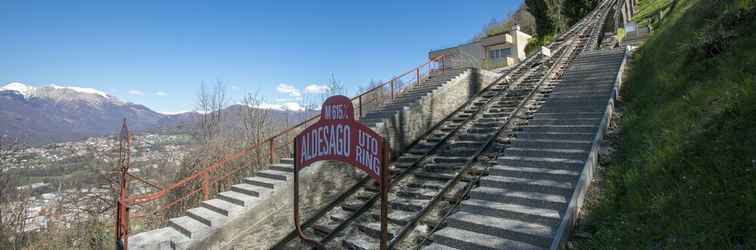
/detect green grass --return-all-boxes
[633,0,676,23]
[581,0,756,249]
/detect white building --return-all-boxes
[430,25,532,69]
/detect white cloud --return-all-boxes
[255,102,305,112]
[127,90,144,96]
[231,85,239,90]
[154,91,167,96]
[276,83,301,97]
[304,84,330,94]
[281,102,305,111]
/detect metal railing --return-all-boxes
[113,54,448,247]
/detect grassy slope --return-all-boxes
[583,0,756,249]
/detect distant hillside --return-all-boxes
[0,83,313,146]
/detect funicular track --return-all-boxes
[273,2,614,249]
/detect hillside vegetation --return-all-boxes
[581,0,756,248]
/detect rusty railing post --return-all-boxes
[269,139,275,164]
[201,172,210,200]
[116,119,131,250]
[390,80,395,100]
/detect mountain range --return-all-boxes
[0,82,311,146]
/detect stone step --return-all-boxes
[533,112,604,119]
[489,165,580,181]
[538,95,608,103]
[168,216,210,239]
[217,191,260,207]
[433,156,470,164]
[539,102,609,111]
[538,105,609,113]
[497,158,584,169]
[230,183,271,198]
[526,118,600,126]
[187,206,228,228]
[513,132,595,141]
[269,163,294,172]
[243,176,286,189]
[201,198,244,217]
[547,83,614,91]
[446,211,553,248]
[480,175,574,194]
[542,94,610,100]
[280,158,294,164]
[510,138,592,150]
[460,198,561,226]
[520,124,598,133]
[128,227,190,250]
[255,169,291,181]
[470,186,568,210]
[502,147,588,161]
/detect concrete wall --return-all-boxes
[376,68,501,154]
[128,160,364,250]
[215,161,363,250]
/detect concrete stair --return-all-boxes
[424,49,626,249]
[359,68,469,128]
[128,67,473,249]
[130,158,297,249]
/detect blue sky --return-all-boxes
[0,1,522,113]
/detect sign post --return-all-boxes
[292,95,390,250]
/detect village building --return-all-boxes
[429,25,532,69]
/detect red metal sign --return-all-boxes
[294,95,385,183]
[293,95,390,250]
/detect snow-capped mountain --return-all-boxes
[0,82,174,145]
[0,82,313,146]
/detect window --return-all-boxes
[488,47,512,60]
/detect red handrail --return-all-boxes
[117,54,448,239]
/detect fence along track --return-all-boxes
[273,4,611,250]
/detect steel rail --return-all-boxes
[318,47,564,248]
[274,48,550,249]
[412,1,615,248]
[272,64,523,249]
[389,27,590,249]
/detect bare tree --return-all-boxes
[324,73,346,98]
[240,90,272,146]
[195,81,228,144]
[0,135,31,249]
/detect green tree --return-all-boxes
[561,0,598,26]
[525,0,557,38]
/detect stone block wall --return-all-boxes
[377,68,500,154]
